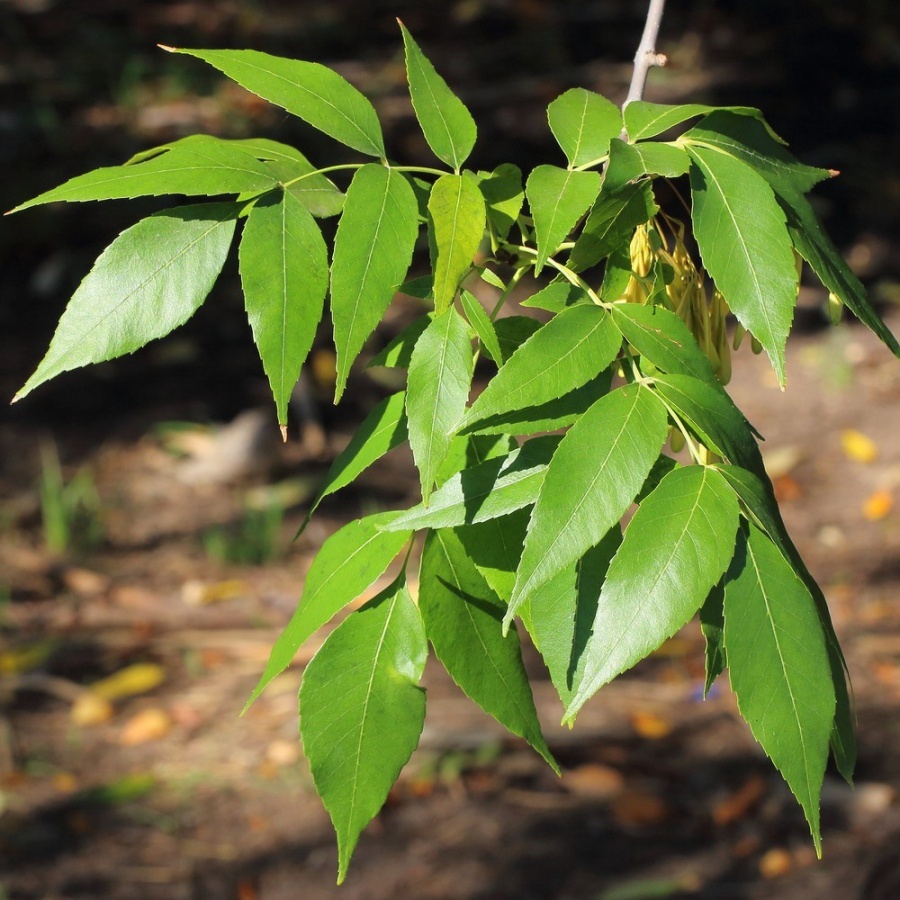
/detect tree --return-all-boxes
[7,0,899,882]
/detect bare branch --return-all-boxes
[624,0,668,110]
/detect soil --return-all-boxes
[2,3,900,899]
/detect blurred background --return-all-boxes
[1,1,899,898]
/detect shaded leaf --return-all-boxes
[507,384,668,622]
[17,203,238,400]
[547,88,622,168]
[568,179,657,273]
[406,307,474,504]
[331,165,419,399]
[400,22,476,169]
[478,164,524,240]
[384,435,559,531]
[419,528,556,769]
[368,314,433,369]
[603,138,690,192]
[239,190,328,425]
[699,582,726,697]
[611,303,719,387]
[171,48,385,157]
[490,316,542,364]
[460,289,503,366]
[245,512,411,709]
[429,173,486,313]
[723,523,834,852]
[456,509,530,602]
[526,166,600,274]
[520,282,590,313]
[520,529,621,708]
[624,102,763,142]
[300,578,426,882]
[462,369,613,437]
[566,465,739,720]
[464,305,621,427]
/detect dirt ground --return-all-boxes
[2,3,900,898]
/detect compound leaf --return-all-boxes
[406,307,474,505]
[331,165,419,399]
[429,173,486,313]
[566,465,739,720]
[300,577,426,882]
[16,202,238,401]
[400,22,476,169]
[723,523,834,852]
[419,528,556,769]
[526,166,600,274]
[170,48,385,157]
[507,383,668,623]
[464,305,621,427]
[245,512,411,710]
[239,190,328,426]
[547,88,622,168]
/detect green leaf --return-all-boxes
[623,102,763,142]
[547,88,622,168]
[686,143,798,385]
[603,138,690,192]
[399,22,476,169]
[682,112,830,196]
[429,173,487,313]
[651,374,765,476]
[434,432,516,489]
[419,528,557,769]
[520,282,590,313]
[16,202,238,401]
[566,465,739,720]
[171,48,385,157]
[9,136,278,212]
[304,391,408,523]
[699,583,726,697]
[462,370,613,437]
[245,512,411,710]
[368,314,433,369]
[239,191,328,426]
[406,307,474,505]
[723,523,834,852]
[300,577,426,882]
[526,166,600,274]
[520,529,621,709]
[611,303,719,387]
[568,179,657,273]
[331,165,419,399]
[384,435,559,531]
[459,289,503,366]
[507,383,668,622]
[231,137,344,217]
[464,305,621,427]
[456,509,530,602]
[478,164,525,241]
[712,464,856,782]
[490,315,542,365]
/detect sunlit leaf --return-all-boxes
[547,88,622,168]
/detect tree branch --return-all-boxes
[624,0,668,109]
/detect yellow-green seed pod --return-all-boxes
[827,291,843,325]
[750,335,763,355]
[629,225,653,279]
[668,426,686,453]
[732,324,746,351]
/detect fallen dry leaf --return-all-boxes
[70,692,114,726]
[562,764,625,800]
[712,775,767,826]
[119,708,172,745]
[90,663,165,701]
[841,428,878,464]
[863,489,894,521]
[758,847,793,879]
[610,788,670,826]
[630,711,672,740]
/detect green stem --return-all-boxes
[511,245,607,308]
[488,265,529,321]
[280,162,448,191]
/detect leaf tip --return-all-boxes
[157,44,179,53]
[828,169,841,178]
[279,424,288,443]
